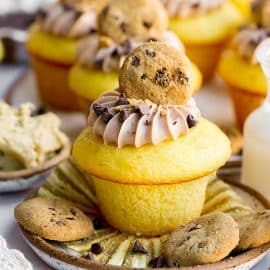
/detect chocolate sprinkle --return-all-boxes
[132,240,147,254]
[93,104,104,117]
[143,21,152,29]
[141,74,147,80]
[102,108,113,124]
[91,243,103,255]
[149,256,165,268]
[116,92,129,106]
[132,56,140,67]
[187,114,198,128]
[93,217,107,230]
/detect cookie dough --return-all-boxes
[162,212,239,266]
[0,102,68,170]
[119,42,193,105]
[98,0,168,43]
[15,197,93,242]
[235,210,270,251]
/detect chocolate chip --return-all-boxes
[145,49,156,57]
[102,108,113,124]
[198,242,205,248]
[70,208,77,216]
[149,256,165,268]
[82,253,94,260]
[120,22,128,33]
[173,121,177,125]
[187,114,198,128]
[56,220,65,226]
[66,217,75,220]
[176,68,189,85]
[133,240,147,254]
[93,103,104,117]
[143,21,152,29]
[116,92,129,106]
[145,119,151,125]
[132,56,140,67]
[188,224,202,232]
[93,217,107,230]
[153,67,170,87]
[141,74,147,80]
[48,207,55,211]
[91,243,103,255]
[138,103,150,115]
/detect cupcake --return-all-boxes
[69,0,202,115]
[161,0,245,81]
[0,102,70,192]
[218,0,270,129]
[27,0,108,110]
[72,42,231,236]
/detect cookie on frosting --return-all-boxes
[98,0,168,43]
[162,212,239,266]
[119,42,192,105]
[15,197,93,242]
[235,210,270,251]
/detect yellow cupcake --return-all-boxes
[0,41,4,61]
[218,26,267,129]
[165,0,245,81]
[27,0,108,110]
[73,42,231,236]
[69,0,202,115]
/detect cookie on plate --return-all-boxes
[15,197,93,242]
[119,42,192,105]
[162,212,239,267]
[98,0,168,43]
[235,210,270,251]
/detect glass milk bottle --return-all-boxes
[242,39,270,200]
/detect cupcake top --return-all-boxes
[36,0,108,39]
[75,0,183,72]
[233,25,270,62]
[88,42,200,148]
[161,0,224,18]
[0,102,68,170]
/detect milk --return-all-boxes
[241,39,270,200]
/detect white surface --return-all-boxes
[0,66,269,270]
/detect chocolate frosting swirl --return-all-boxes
[77,31,184,72]
[161,0,224,18]
[233,26,270,62]
[88,90,200,148]
[37,1,97,38]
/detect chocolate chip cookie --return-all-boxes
[98,0,168,43]
[119,42,193,105]
[235,210,270,251]
[15,197,93,242]
[162,212,239,267]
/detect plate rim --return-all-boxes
[18,179,270,270]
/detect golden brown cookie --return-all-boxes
[15,197,93,242]
[162,212,239,267]
[235,210,270,251]
[98,0,168,43]
[119,42,193,105]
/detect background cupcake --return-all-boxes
[27,0,108,110]
[73,42,231,236]
[218,0,270,129]
[162,0,245,81]
[69,0,202,115]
